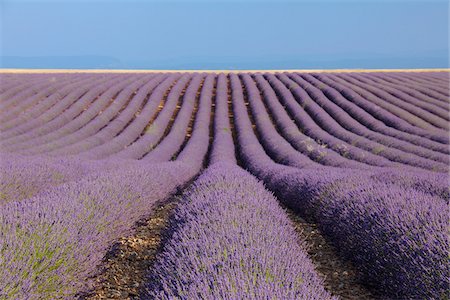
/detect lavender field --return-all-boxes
[0,71,449,300]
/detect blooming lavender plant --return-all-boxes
[144,163,336,300]
[314,73,449,144]
[259,167,449,299]
[299,73,449,164]
[0,157,198,299]
[0,153,91,204]
[342,73,449,130]
[4,74,133,151]
[45,74,155,157]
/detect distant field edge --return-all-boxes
[1,68,449,74]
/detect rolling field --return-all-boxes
[0,71,449,299]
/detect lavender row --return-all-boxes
[291,74,448,163]
[354,73,449,114]
[1,74,99,144]
[276,74,447,171]
[239,74,320,169]
[263,74,393,167]
[230,73,449,201]
[233,134,448,299]
[175,74,214,169]
[424,71,450,82]
[385,75,449,101]
[343,73,449,129]
[142,74,206,162]
[0,157,198,299]
[2,72,448,169]
[82,74,191,159]
[333,73,449,132]
[334,73,447,130]
[0,74,39,93]
[0,75,62,109]
[379,72,450,99]
[0,154,91,205]
[2,74,127,151]
[110,74,184,159]
[403,72,449,89]
[242,74,364,168]
[0,75,100,129]
[369,167,450,201]
[254,74,371,168]
[208,73,237,165]
[364,73,449,107]
[143,75,214,162]
[2,74,123,147]
[262,168,448,299]
[0,74,90,130]
[310,73,449,154]
[319,73,449,144]
[145,162,335,300]
[98,73,192,159]
[0,75,38,95]
[231,75,448,298]
[230,73,298,175]
[14,75,142,155]
[0,74,75,114]
[295,73,449,162]
[166,91,331,299]
[372,72,450,95]
[46,74,160,157]
[235,136,448,299]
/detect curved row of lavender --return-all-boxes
[145,162,335,300]
[228,73,449,299]
[0,71,448,299]
[260,167,448,299]
[0,158,198,299]
[143,73,335,299]
[2,72,448,169]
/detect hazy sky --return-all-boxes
[0,0,448,69]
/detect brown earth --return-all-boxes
[81,194,385,300]
[286,209,384,300]
[80,197,179,300]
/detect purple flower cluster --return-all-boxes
[314,73,448,144]
[5,74,138,155]
[276,73,448,171]
[0,153,90,204]
[0,158,197,299]
[145,162,336,300]
[299,73,449,163]
[142,74,206,162]
[110,74,184,159]
[337,73,449,130]
[257,167,449,299]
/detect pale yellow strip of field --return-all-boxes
[0,68,449,74]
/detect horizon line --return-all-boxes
[1,68,449,74]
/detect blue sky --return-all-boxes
[0,0,448,69]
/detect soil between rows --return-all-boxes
[81,198,179,300]
[82,195,382,300]
[285,209,383,300]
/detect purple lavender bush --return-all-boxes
[318,178,449,299]
[263,167,449,299]
[0,159,196,299]
[369,167,450,201]
[144,162,335,300]
[0,154,91,204]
